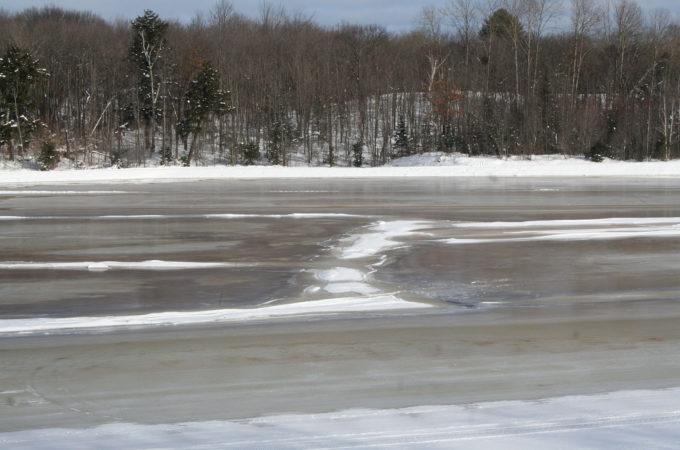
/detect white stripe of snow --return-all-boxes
[98,215,169,219]
[0,215,173,221]
[443,226,680,245]
[204,213,366,219]
[0,260,253,271]
[0,216,64,220]
[453,217,680,228]
[506,225,680,236]
[0,190,129,195]
[0,213,367,221]
[0,295,429,334]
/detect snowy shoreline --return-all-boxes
[2,154,680,184]
[3,387,679,448]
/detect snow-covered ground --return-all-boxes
[2,153,680,184]
[2,387,679,449]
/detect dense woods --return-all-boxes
[1,0,680,168]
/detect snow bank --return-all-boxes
[2,154,680,184]
[3,387,679,449]
[0,295,429,335]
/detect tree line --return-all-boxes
[1,0,679,169]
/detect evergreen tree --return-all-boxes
[352,141,364,167]
[0,46,48,161]
[178,62,232,165]
[267,121,282,165]
[37,141,59,170]
[394,115,410,157]
[239,141,260,165]
[129,10,168,154]
[479,8,524,41]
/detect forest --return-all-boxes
[1,0,680,169]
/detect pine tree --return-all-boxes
[394,115,410,157]
[129,10,168,155]
[267,121,282,165]
[178,62,232,165]
[37,141,59,170]
[239,142,259,165]
[0,46,48,161]
[479,8,524,41]
[352,141,364,167]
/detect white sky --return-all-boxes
[3,0,680,33]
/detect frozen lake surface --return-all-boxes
[1,176,680,447]
[2,177,679,324]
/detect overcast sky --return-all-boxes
[4,0,680,33]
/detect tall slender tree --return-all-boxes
[129,10,168,155]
